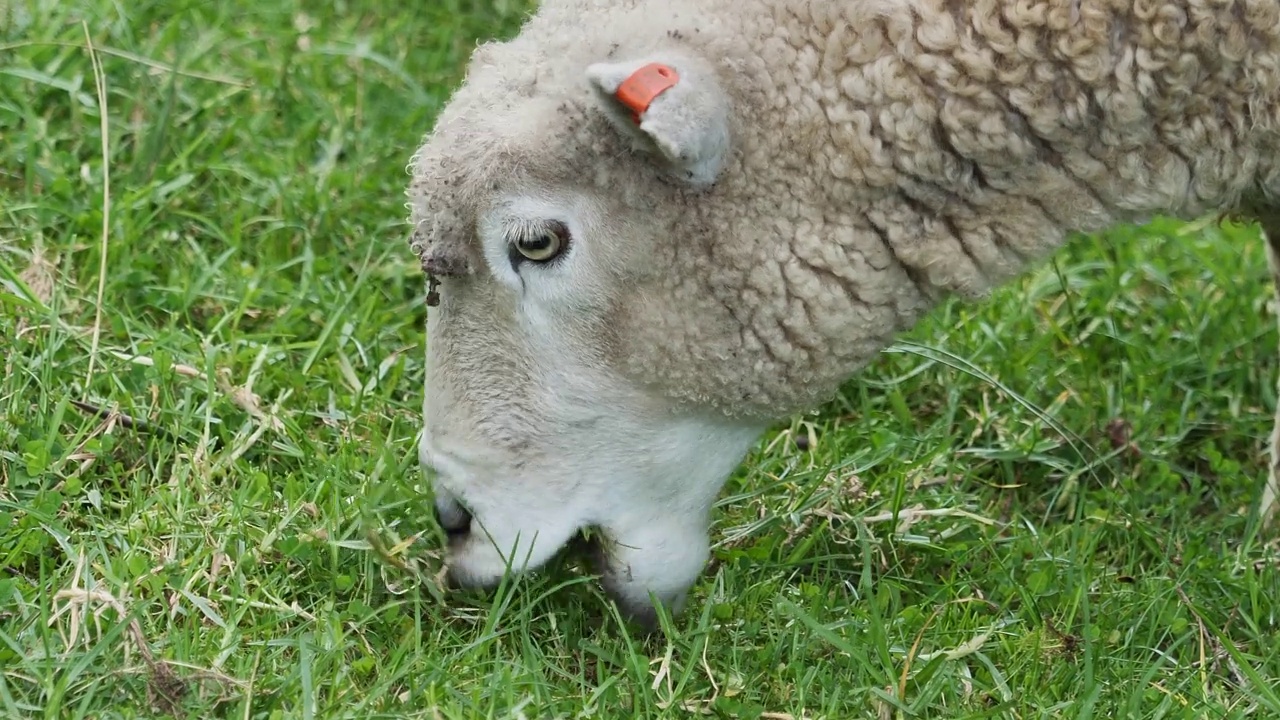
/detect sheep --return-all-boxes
[405,0,1280,629]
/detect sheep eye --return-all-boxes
[513,221,569,263]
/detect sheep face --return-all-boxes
[408,37,781,627]
[412,178,768,628]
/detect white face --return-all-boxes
[417,188,767,628]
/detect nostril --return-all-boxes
[434,497,472,538]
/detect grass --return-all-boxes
[1,1,1279,717]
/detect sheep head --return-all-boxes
[407,0,949,628]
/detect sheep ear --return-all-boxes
[586,53,731,189]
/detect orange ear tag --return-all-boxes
[614,62,680,124]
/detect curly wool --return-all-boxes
[409,0,1280,421]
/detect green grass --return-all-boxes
[2,1,1279,717]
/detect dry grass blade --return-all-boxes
[911,618,1018,664]
[81,22,111,393]
[853,505,999,529]
[68,399,189,446]
[1176,586,1252,694]
[898,606,942,700]
[110,350,204,379]
[215,367,285,432]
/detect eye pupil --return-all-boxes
[522,234,552,252]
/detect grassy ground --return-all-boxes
[2,1,1279,718]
